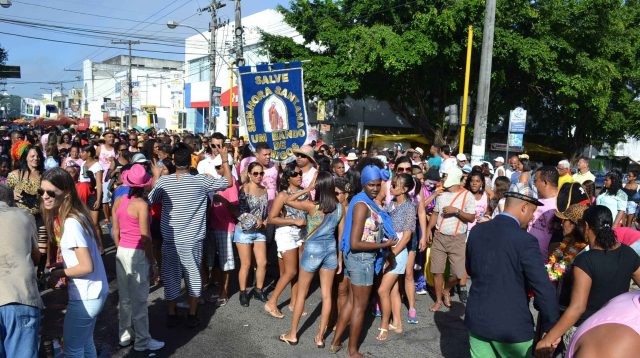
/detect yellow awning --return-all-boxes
[368,134,430,145]
[524,142,565,155]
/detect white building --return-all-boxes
[183,9,301,134]
[82,55,184,129]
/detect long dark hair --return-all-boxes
[41,168,98,241]
[279,161,300,191]
[394,173,416,199]
[602,171,622,196]
[394,156,412,173]
[18,145,45,178]
[315,171,337,214]
[583,205,617,250]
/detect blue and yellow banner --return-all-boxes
[238,62,309,161]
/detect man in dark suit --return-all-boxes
[465,190,560,358]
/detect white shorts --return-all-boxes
[275,226,304,253]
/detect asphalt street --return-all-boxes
[42,233,471,358]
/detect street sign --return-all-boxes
[104,101,117,110]
[508,133,524,147]
[491,143,523,152]
[509,107,527,133]
[214,107,220,116]
[213,86,222,95]
[0,65,20,78]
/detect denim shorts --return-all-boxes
[408,230,418,252]
[344,251,376,286]
[233,226,266,244]
[300,239,338,273]
[387,248,408,275]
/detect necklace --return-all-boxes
[545,237,587,282]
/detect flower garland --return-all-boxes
[545,238,587,282]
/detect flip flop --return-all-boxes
[264,304,285,319]
[389,323,403,334]
[279,334,298,345]
[288,305,308,316]
[376,328,389,341]
[429,302,442,312]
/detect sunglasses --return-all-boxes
[295,153,307,159]
[396,166,411,173]
[129,138,137,142]
[335,190,346,196]
[37,188,58,198]
[252,171,265,177]
[215,165,222,170]
[290,171,302,178]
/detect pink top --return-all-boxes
[98,144,116,174]
[613,227,640,246]
[209,178,239,232]
[115,196,145,249]
[566,291,640,358]
[467,191,488,231]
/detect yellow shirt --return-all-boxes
[572,171,595,184]
[558,173,574,189]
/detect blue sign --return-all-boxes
[508,133,524,148]
[238,62,309,161]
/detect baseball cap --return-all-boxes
[131,153,148,163]
[443,167,463,188]
[494,156,505,163]
[456,153,467,162]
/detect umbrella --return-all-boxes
[30,115,77,127]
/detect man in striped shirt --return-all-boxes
[149,142,232,328]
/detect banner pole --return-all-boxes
[459,25,473,154]
[228,63,234,138]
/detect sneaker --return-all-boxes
[239,290,250,307]
[119,331,132,347]
[458,285,468,304]
[134,338,165,352]
[373,303,381,317]
[407,308,418,324]
[252,288,268,303]
[186,314,200,328]
[214,297,228,307]
[416,289,428,295]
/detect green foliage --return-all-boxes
[0,44,7,67]
[262,0,640,153]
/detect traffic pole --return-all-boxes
[459,26,473,155]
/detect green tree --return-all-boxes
[262,0,640,154]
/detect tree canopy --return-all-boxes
[261,0,640,155]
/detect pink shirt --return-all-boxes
[115,196,144,249]
[567,292,640,358]
[613,227,640,246]
[527,197,557,260]
[209,179,239,232]
[302,166,317,199]
[467,192,488,231]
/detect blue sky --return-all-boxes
[0,0,287,98]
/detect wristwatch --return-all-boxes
[457,208,461,216]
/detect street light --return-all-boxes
[0,0,12,9]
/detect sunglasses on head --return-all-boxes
[37,188,57,198]
[252,171,265,177]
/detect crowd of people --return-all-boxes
[0,124,639,358]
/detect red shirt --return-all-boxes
[614,227,640,246]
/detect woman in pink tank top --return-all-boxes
[566,291,640,358]
[111,164,164,352]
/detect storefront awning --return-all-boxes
[220,86,238,107]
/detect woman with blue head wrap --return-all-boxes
[330,164,398,356]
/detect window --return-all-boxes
[178,112,187,129]
[187,56,210,83]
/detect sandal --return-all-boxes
[279,334,298,346]
[315,335,325,348]
[375,328,389,341]
[389,323,403,334]
[264,304,285,319]
[329,344,342,354]
[288,305,308,316]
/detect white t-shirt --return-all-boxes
[439,157,458,177]
[197,154,238,181]
[59,218,108,301]
[78,161,103,183]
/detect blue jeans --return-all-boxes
[233,226,266,244]
[300,239,338,273]
[0,304,40,358]
[344,251,376,286]
[64,297,106,358]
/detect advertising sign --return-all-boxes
[509,107,527,133]
[238,62,309,161]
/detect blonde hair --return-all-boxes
[40,167,98,241]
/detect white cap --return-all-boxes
[415,147,424,156]
[376,155,388,165]
[494,156,505,163]
[456,153,467,162]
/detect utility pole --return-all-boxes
[234,0,244,67]
[470,0,496,163]
[200,1,226,133]
[112,40,140,128]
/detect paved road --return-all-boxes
[42,234,471,358]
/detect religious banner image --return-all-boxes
[238,62,309,161]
